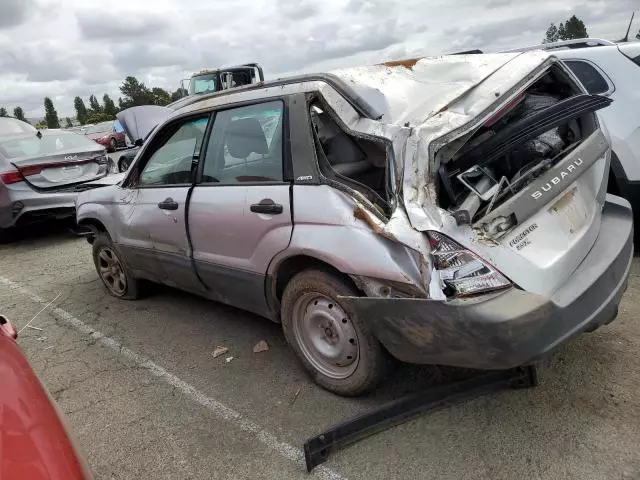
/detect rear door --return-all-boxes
[189,99,292,317]
[115,114,210,291]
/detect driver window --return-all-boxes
[139,116,209,186]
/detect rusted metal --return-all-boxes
[380,58,423,70]
[353,203,398,242]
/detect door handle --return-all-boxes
[158,197,179,210]
[250,199,283,215]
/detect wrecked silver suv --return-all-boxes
[76,51,633,396]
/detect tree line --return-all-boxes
[543,15,589,43]
[1,76,187,129]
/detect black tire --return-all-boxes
[281,269,388,396]
[109,138,117,153]
[0,227,15,244]
[92,233,139,300]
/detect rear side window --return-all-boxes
[202,101,284,184]
[564,60,611,95]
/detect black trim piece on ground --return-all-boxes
[303,367,538,472]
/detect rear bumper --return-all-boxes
[342,196,633,369]
[0,182,77,228]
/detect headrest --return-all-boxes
[226,118,268,158]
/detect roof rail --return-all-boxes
[176,73,384,120]
[503,38,616,53]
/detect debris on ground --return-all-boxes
[37,336,48,341]
[225,356,234,363]
[27,325,43,331]
[290,386,302,406]
[253,340,269,353]
[212,346,229,358]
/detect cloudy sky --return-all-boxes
[0,0,638,119]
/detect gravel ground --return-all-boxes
[1,225,639,480]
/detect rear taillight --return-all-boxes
[0,170,24,184]
[0,164,43,184]
[19,165,43,177]
[427,231,511,297]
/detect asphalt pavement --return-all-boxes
[1,226,639,480]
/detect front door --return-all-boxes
[116,115,210,292]
[189,99,292,317]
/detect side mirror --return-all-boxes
[134,139,143,147]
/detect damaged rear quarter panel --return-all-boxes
[268,185,427,293]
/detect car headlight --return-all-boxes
[427,231,511,297]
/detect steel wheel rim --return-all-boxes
[97,247,127,296]
[292,293,359,379]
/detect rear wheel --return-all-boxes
[92,233,139,299]
[281,269,388,396]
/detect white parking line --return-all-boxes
[0,276,346,480]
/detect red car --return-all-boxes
[0,315,92,479]
[85,121,126,152]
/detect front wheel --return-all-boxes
[281,269,388,396]
[92,233,139,300]
[109,138,117,152]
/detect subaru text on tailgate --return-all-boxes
[76,51,632,396]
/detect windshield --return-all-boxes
[86,122,113,135]
[0,131,99,159]
[189,74,218,94]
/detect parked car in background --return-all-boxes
[506,38,640,237]
[85,121,126,152]
[77,52,631,396]
[0,128,110,241]
[115,105,172,172]
[0,314,93,479]
[0,116,37,135]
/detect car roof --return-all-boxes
[173,51,550,128]
[503,38,616,53]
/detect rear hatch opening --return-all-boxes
[435,63,612,239]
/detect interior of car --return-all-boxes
[202,103,284,184]
[309,102,390,214]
